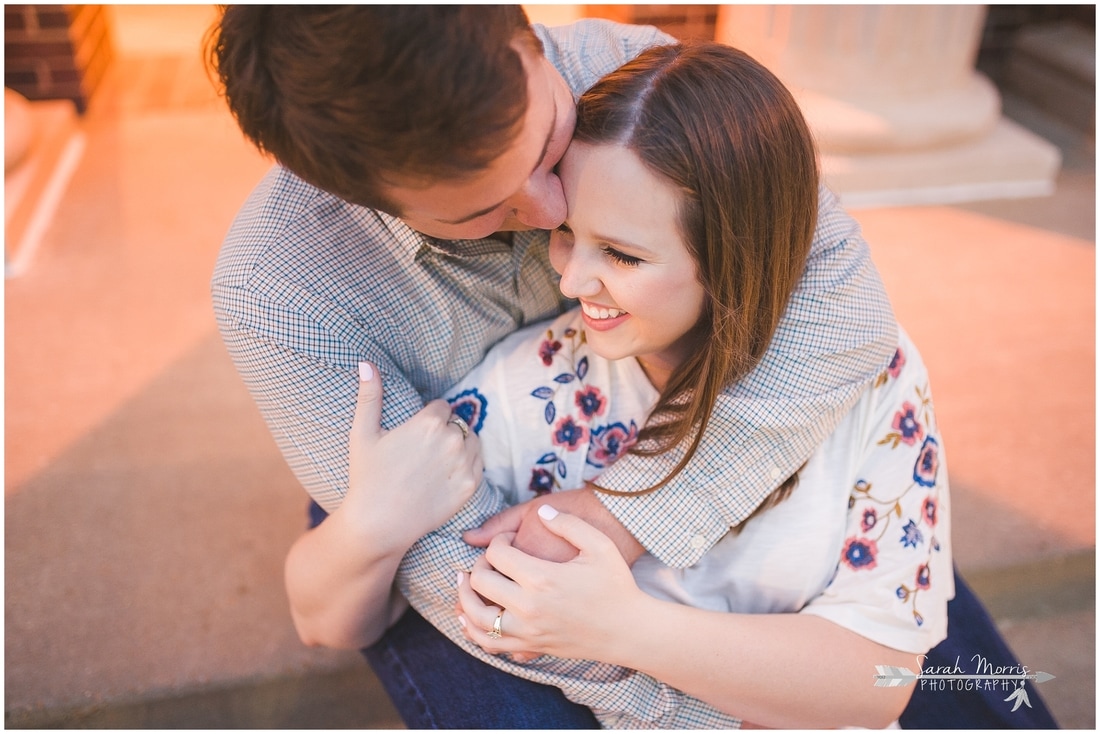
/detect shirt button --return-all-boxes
[690,534,707,550]
[770,466,782,480]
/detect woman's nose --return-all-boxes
[556,248,600,299]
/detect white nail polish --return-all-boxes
[458,615,467,629]
[538,504,558,521]
[457,571,464,588]
[358,362,374,382]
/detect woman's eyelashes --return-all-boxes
[556,223,642,266]
[602,246,642,267]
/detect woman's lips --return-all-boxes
[580,301,629,331]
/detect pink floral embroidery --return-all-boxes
[891,402,924,446]
[842,537,878,571]
[552,416,586,451]
[888,348,906,378]
[922,496,938,527]
[587,422,639,469]
[916,563,931,590]
[574,386,606,419]
[914,437,940,487]
[539,337,563,366]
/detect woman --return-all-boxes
[439,41,950,728]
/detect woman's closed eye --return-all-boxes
[602,246,642,267]
[554,222,641,266]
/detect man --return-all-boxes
[209,6,899,727]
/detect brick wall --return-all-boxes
[585,5,718,42]
[5,5,113,113]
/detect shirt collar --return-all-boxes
[374,211,527,265]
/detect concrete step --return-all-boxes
[8,552,1092,730]
[1004,21,1095,133]
[966,549,1095,624]
[4,665,403,729]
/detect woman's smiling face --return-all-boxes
[548,141,707,384]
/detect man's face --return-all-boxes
[382,40,577,241]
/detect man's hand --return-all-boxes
[463,486,645,565]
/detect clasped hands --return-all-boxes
[346,365,645,662]
[456,490,646,664]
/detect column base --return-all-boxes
[823,117,1063,209]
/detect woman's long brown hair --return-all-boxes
[576,42,819,504]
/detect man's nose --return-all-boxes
[511,172,567,230]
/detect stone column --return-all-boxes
[716,5,1061,207]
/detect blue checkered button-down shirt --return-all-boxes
[213,19,897,728]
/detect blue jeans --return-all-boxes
[307,501,599,728]
[900,570,1059,729]
[365,607,600,728]
[309,502,1057,729]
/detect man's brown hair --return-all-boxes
[206,5,538,214]
[576,42,819,505]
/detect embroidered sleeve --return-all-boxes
[801,339,953,654]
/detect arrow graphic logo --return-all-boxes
[874,666,1055,710]
[1005,685,1031,712]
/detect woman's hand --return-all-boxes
[342,362,484,552]
[462,487,646,565]
[456,504,647,663]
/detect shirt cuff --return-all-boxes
[432,477,508,538]
[594,455,728,568]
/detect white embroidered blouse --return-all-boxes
[446,308,953,656]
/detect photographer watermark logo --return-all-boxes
[874,655,1055,712]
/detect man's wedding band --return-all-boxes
[487,609,504,639]
[447,415,470,440]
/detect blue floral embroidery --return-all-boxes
[539,337,562,366]
[888,348,906,378]
[535,451,568,481]
[528,326,611,487]
[846,376,945,630]
[893,403,924,445]
[587,421,640,469]
[842,537,878,570]
[874,346,906,388]
[880,401,924,448]
[448,388,488,434]
[529,468,554,496]
[922,496,939,527]
[574,385,606,419]
[914,436,939,487]
[553,416,586,450]
[915,563,931,590]
[900,519,923,549]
